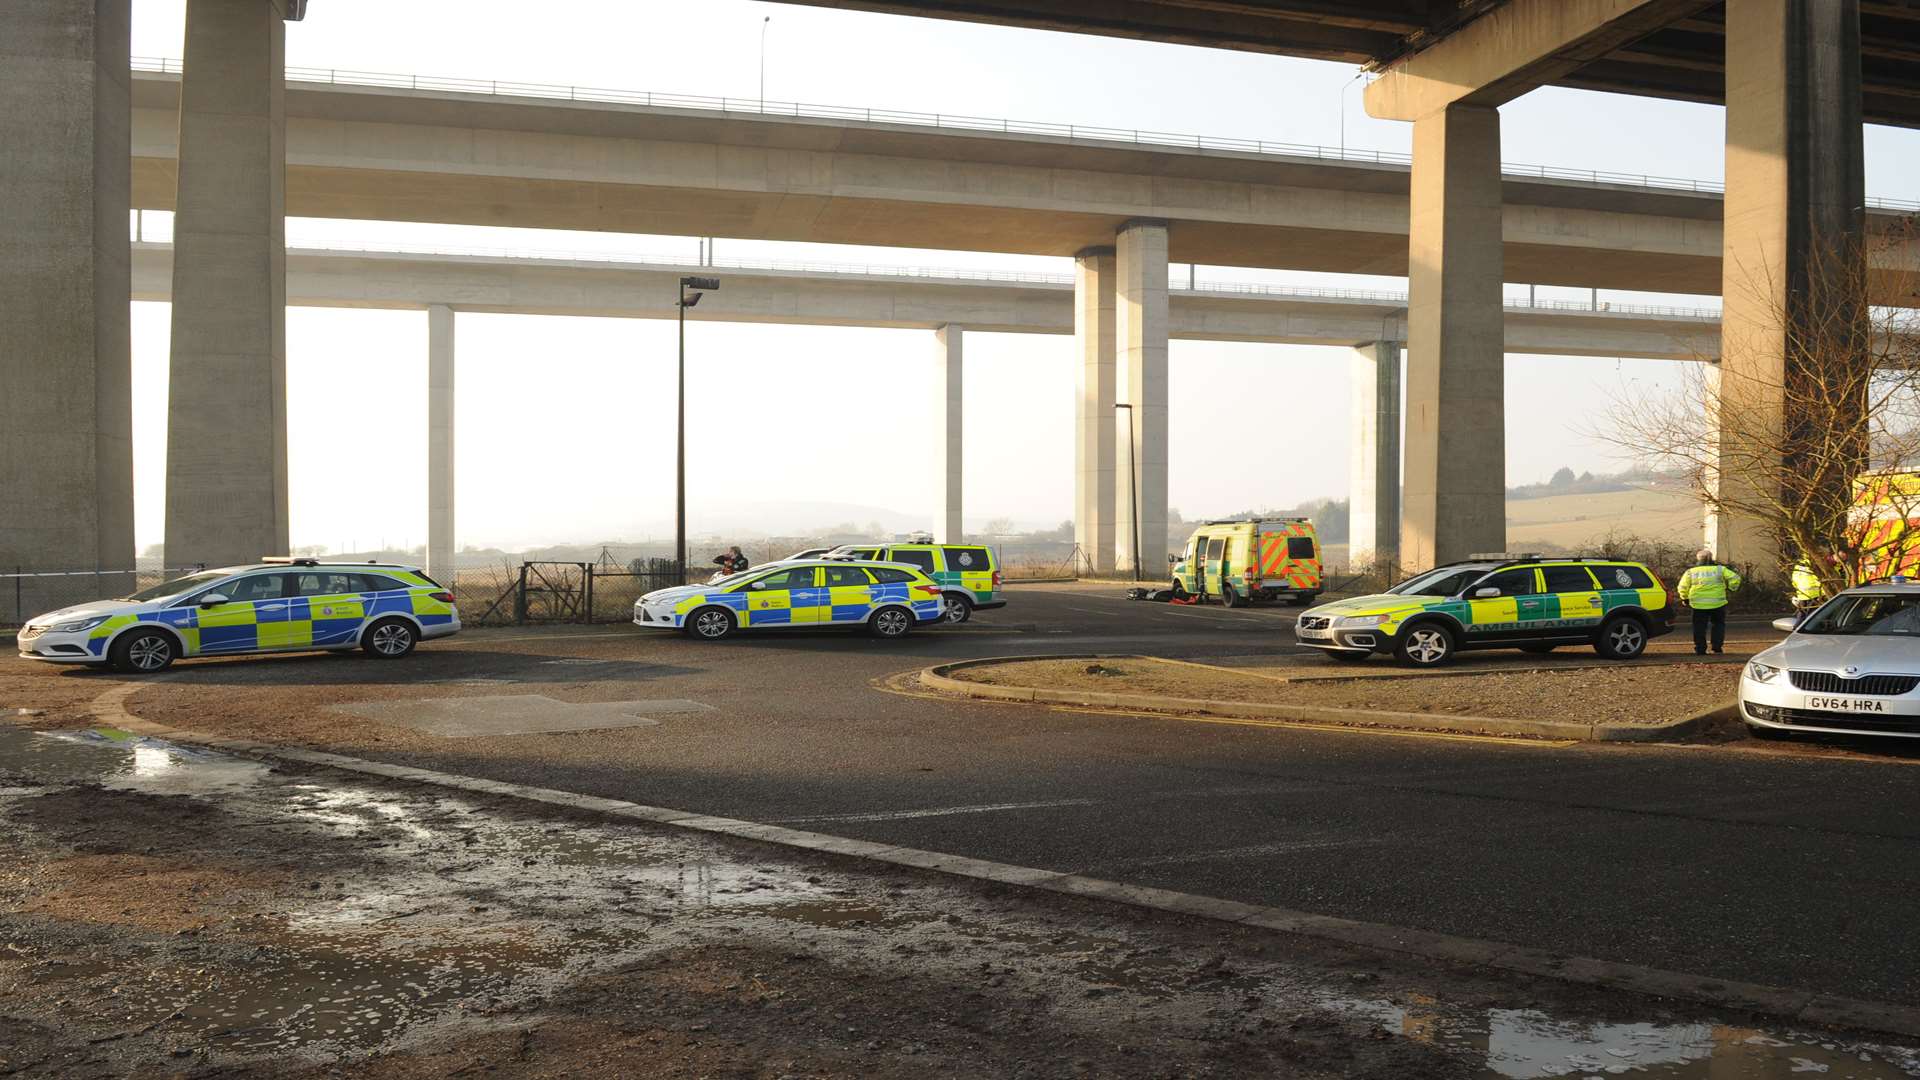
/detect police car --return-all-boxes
[1295,553,1672,667]
[633,558,946,639]
[1742,579,1920,739]
[15,558,460,673]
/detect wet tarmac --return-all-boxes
[3,724,1917,1077]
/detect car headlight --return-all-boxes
[1334,614,1388,628]
[51,616,109,634]
[1746,661,1782,683]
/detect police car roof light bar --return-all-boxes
[1466,552,1540,563]
[260,556,320,566]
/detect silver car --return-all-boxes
[1740,582,1920,738]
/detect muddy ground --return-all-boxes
[950,657,1743,725]
[4,725,1919,1079]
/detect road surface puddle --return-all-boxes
[3,725,1919,1077]
[1318,996,1920,1077]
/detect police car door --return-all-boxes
[741,565,813,627]
[197,572,291,653]
[823,564,876,623]
[294,571,371,647]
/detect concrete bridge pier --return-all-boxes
[1349,341,1403,571]
[1401,104,1506,569]
[0,0,135,604]
[934,324,963,544]
[1708,0,1866,577]
[1073,247,1117,575]
[1114,220,1170,578]
[163,0,292,569]
[427,304,456,583]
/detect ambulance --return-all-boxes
[1169,518,1322,607]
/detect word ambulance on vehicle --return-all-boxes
[1170,519,1321,607]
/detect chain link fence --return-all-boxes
[1,567,205,630]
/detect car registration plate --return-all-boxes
[1297,627,1333,641]
[1805,695,1888,713]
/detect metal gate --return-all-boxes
[515,562,591,623]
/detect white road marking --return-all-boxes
[776,797,1100,824]
[1093,835,1389,870]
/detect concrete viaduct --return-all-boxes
[3,0,1910,587]
[126,240,1721,576]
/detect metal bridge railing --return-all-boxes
[128,56,1920,213]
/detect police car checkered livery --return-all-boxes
[634,558,946,639]
[15,558,460,673]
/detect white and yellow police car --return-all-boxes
[634,559,946,639]
[15,558,460,673]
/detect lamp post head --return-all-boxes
[680,276,721,291]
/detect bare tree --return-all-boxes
[1602,217,1920,595]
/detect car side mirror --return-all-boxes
[1772,616,1800,633]
[1473,587,1500,598]
[1167,553,1177,565]
[199,592,229,607]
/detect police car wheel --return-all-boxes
[1594,616,1648,660]
[361,618,418,658]
[109,629,176,674]
[870,606,915,638]
[688,607,737,640]
[1394,623,1455,667]
[941,595,974,624]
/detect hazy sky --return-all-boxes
[127,1,1920,551]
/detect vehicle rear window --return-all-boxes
[1599,565,1656,590]
[941,546,992,571]
[888,549,937,573]
[869,567,915,584]
[1286,537,1315,560]
[359,574,411,592]
[1542,566,1599,593]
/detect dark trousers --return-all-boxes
[1691,606,1726,652]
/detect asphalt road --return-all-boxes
[56,582,1920,1009]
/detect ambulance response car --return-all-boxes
[1294,553,1671,667]
[1170,519,1321,607]
[15,558,460,673]
[634,558,946,639]
[824,540,1003,624]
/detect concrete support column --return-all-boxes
[164,0,289,567]
[1349,341,1403,570]
[0,0,134,616]
[1709,0,1865,577]
[1073,247,1117,575]
[1401,104,1505,569]
[426,305,456,582]
[934,325,963,544]
[1115,221,1170,577]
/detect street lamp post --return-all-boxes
[677,276,720,583]
[759,16,771,109]
[1114,402,1141,581]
